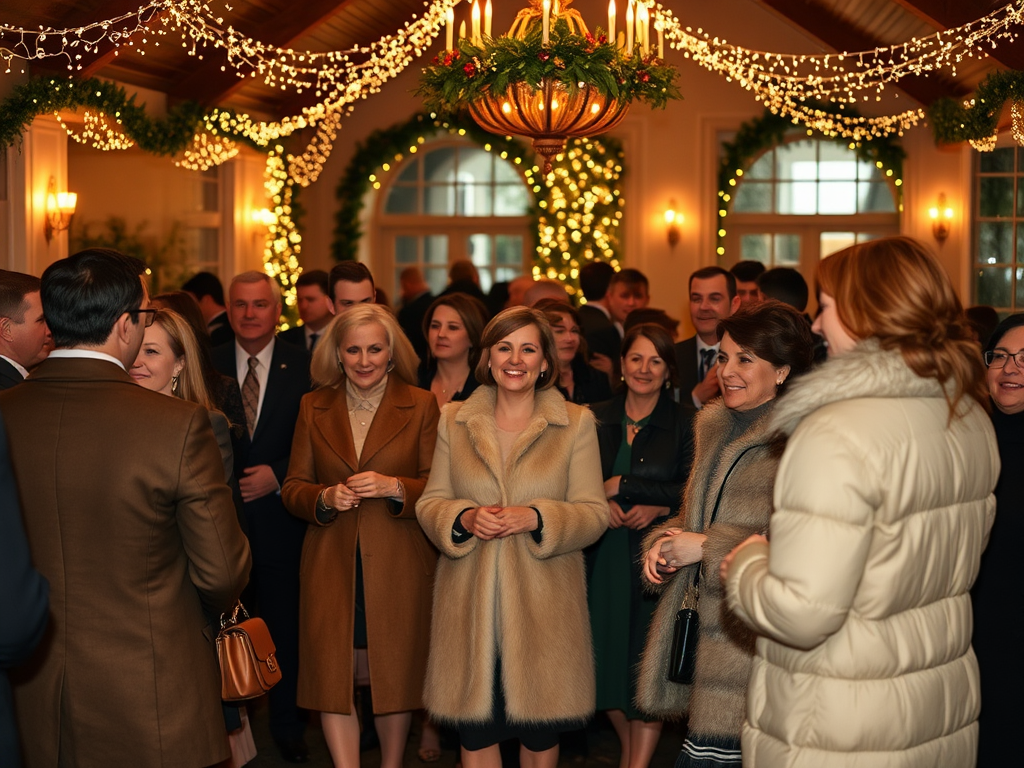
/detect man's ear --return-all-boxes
[0,317,12,342]
[730,295,741,314]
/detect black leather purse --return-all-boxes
[666,446,755,685]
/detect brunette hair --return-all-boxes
[717,300,815,395]
[816,236,986,412]
[422,293,489,369]
[152,309,216,411]
[620,323,680,389]
[535,298,589,360]
[311,303,418,388]
[475,306,558,390]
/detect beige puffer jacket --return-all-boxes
[725,341,999,768]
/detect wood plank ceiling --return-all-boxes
[2,0,1021,117]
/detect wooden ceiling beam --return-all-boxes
[167,0,357,107]
[756,0,969,105]
[893,0,1024,72]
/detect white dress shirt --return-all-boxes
[48,349,127,372]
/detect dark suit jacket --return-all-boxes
[278,325,314,352]
[398,291,435,364]
[674,336,701,403]
[578,304,613,340]
[0,358,251,768]
[0,359,24,391]
[208,310,234,348]
[0,412,48,768]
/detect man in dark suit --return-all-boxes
[0,411,48,768]
[2,248,250,768]
[675,266,740,409]
[183,270,234,347]
[576,260,615,339]
[586,268,650,383]
[279,270,334,352]
[397,266,434,362]
[0,271,51,389]
[212,271,311,763]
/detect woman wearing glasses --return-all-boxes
[974,315,1024,767]
[721,237,999,767]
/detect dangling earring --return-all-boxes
[171,374,179,394]
[664,378,671,390]
[386,358,395,373]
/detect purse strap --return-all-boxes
[690,444,758,591]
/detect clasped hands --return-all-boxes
[461,505,538,540]
[323,471,401,512]
[605,476,668,530]
[642,527,708,585]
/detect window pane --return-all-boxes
[775,140,816,180]
[398,158,419,182]
[733,182,772,213]
[458,148,493,184]
[424,184,455,215]
[979,178,1014,218]
[495,159,521,183]
[775,234,800,265]
[1016,178,1024,218]
[468,234,492,269]
[818,142,857,177]
[740,234,771,263]
[395,235,417,264]
[746,151,773,180]
[495,235,523,265]
[425,267,448,295]
[821,232,855,259]
[385,185,418,214]
[777,181,816,214]
[818,182,857,214]
[424,235,448,265]
[980,147,1014,173]
[1018,267,1024,307]
[457,184,492,216]
[424,147,457,182]
[494,184,530,215]
[858,182,896,213]
[978,222,1013,264]
[857,161,883,181]
[976,267,1012,306]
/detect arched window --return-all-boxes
[724,138,900,277]
[373,139,533,300]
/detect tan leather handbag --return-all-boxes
[216,602,283,701]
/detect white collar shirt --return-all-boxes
[48,349,127,372]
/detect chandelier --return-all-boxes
[419,0,679,172]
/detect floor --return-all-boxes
[245,700,686,767]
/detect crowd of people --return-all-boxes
[0,237,1016,768]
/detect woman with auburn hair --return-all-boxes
[282,304,440,768]
[417,306,608,768]
[721,236,999,768]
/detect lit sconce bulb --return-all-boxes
[45,176,77,241]
[252,208,277,226]
[665,200,681,248]
[929,193,953,242]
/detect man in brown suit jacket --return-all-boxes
[0,249,251,768]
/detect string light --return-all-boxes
[174,131,239,171]
[54,109,134,150]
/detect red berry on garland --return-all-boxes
[639,70,650,83]
[464,62,477,77]
[598,34,608,45]
[431,55,439,65]
[539,51,551,62]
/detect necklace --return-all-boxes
[625,413,651,436]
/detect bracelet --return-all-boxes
[315,488,336,522]
[392,477,405,500]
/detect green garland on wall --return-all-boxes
[717,107,906,259]
[331,112,626,298]
[928,69,1024,145]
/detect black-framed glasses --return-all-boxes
[128,308,157,327]
[983,349,1024,369]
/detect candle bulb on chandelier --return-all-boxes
[656,18,663,59]
[542,0,551,45]
[625,0,633,52]
[459,19,466,42]
[639,4,649,56]
[484,0,492,38]
[608,0,616,46]
[445,7,454,50]
[471,0,481,45]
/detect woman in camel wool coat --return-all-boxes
[723,238,999,768]
[416,307,608,766]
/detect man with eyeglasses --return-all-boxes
[0,248,251,768]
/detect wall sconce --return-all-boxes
[665,200,682,248]
[45,176,77,242]
[252,208,276,227]
[928,194,954,242]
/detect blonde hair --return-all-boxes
[474,306,558,390]
[816,236,987,413]
[311,303,419,388]
[153,309,216,411]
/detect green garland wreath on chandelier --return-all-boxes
[717,107,906,259]
[332,111,626,299]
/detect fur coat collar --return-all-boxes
[769,339,946,438]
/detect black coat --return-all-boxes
[558,355,613,406]
[398,291,435,364]
[0,359,24,391]
[417,363,480,403]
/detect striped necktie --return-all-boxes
[242,356,260,437]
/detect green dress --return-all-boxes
[588,413,658,719]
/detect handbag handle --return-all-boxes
[219,600,251,629]
[690,444,758,592]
